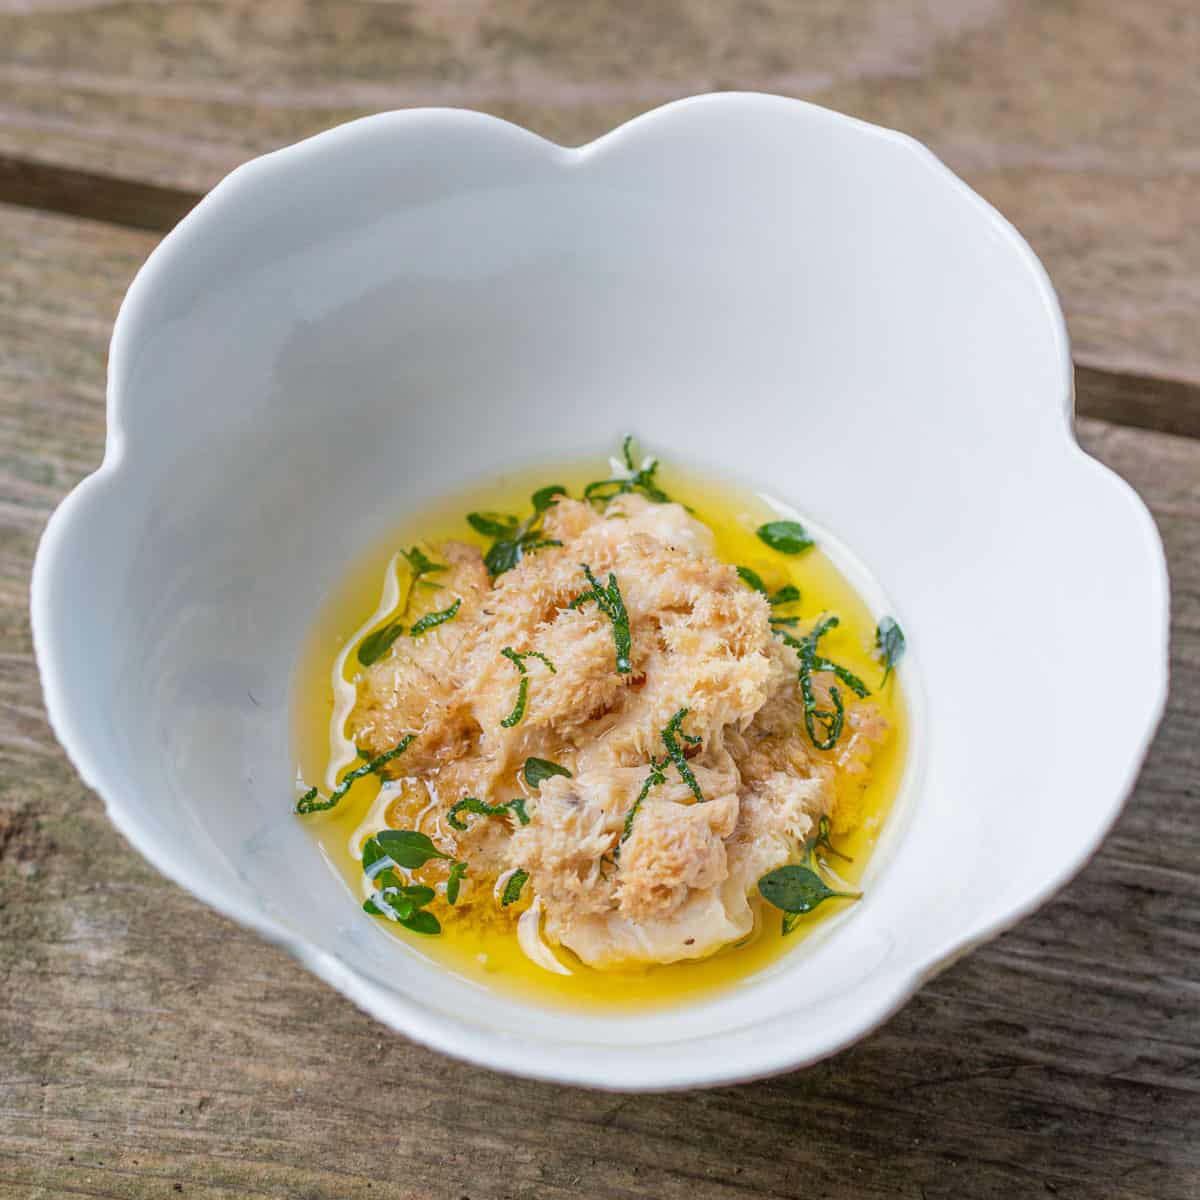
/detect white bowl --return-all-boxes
[31,94,1168,1091]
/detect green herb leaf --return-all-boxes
[758,863,860,920]
[446,860,467,905]
[467,511,519,538]
[399,909,442,935]
[374,829,451,868]
[578,564,632,674]
[875,616,906,686]
[409,597,461,638]
[295,734,416,814]
[770,584,802,606]
[661,708,704,802]
[736,565,768,594]
[532,485,567,513]
[356,619,407,666]
[484,539,522,576]
[501,869,529,907]
[447,796,530,831]
[523,757,572,788]
[394,883,436,907]
[757,520,814,555]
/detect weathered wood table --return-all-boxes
[1,4,1197,1196]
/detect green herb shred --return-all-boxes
[501,869,529,907]
[575,563,632,674]
[447,796,530,831]
[295,734,416,814]
[499,646,557,728]
[409,597,461,638]
[661,707,704,802]
[620,756,668,844]
[776,616,870,751]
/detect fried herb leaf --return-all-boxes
[409,597,461,638]
[501,869,529,907]
[295,734,416,814]
[447,796,530,831]
[875,616,906,686]
[758,863,860,925]
[756,520,814,555]
[524,757,572,788]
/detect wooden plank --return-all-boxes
[1,204,1197,1197]
[0,0,1197,384]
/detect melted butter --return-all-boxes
[294,457,909,1010]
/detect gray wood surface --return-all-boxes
[1,2,1198,1195]
[1,0,1198,384]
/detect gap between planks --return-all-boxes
[3,151,1199,442]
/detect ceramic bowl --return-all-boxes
[31,94,1169,1091]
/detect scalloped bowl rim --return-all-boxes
[30,93,1170,1091]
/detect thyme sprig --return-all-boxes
[777,617,870,751]
[361,830,468,929]
[357,549,448,666]
[447,796,530,831]
[757,814,860,934]
[583,435,673,506]
[468,487,565,577]
[295,734,415,814]
[360,830,458,931]
[500,647,557,728]
[574,564,632,674]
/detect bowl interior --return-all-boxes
[34,97,1167,1087]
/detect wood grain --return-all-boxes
[0,0,1198,384]
[0,202,1197,1198]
